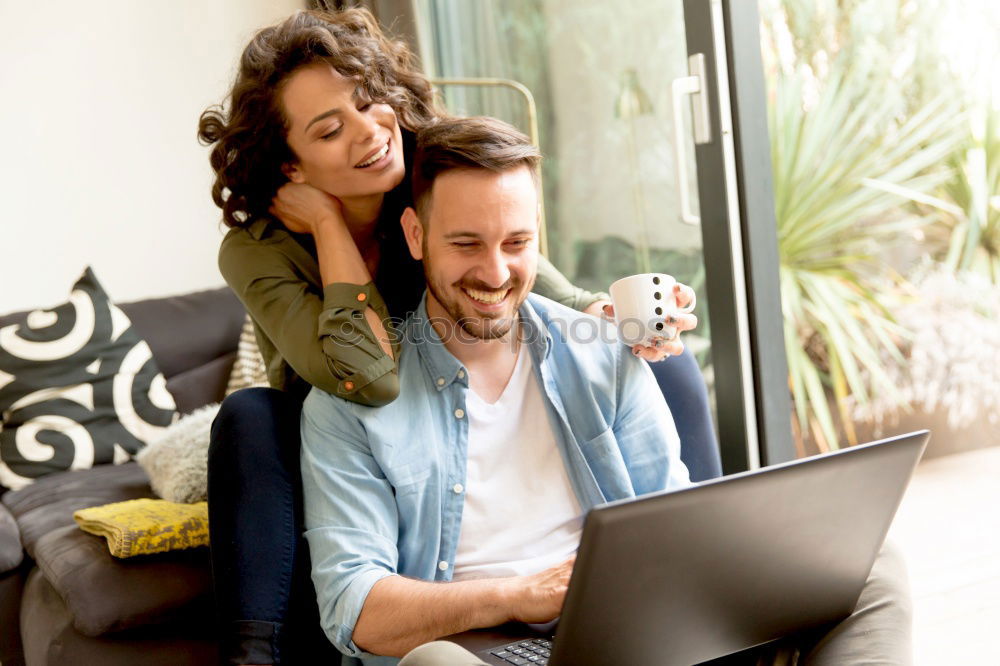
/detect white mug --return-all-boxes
[609,273,694,346]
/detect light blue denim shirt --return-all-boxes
[300,293,692,665]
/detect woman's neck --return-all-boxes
[338,193,385,254]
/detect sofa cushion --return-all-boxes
[2,462,154,560]
[165,354,234,416]
[0,501,21,573]
[0,267,177,491]
[118,287,244,389]
[32,525,213,637]
[20,568,218,665]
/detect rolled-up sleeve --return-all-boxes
[300,388,399,658]
[219,231,401,406]
[318,282,400,401]
[613,346,693,494]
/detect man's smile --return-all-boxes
[461,286,512,309]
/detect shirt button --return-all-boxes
[437,377,445,386]
[454,408,465,419]
[457,370,466,379]
[453,483,464,494]
[438,560,449,571]
[356,292,367,302]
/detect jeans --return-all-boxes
[208,387,340,665]
[207,348,719,664]
[647,348,721,482]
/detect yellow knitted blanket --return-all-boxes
[73,498,209,558]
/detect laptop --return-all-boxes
[447,430,929,666]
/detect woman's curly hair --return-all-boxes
[198,8,438,228]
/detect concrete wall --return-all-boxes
[0,0,303,313]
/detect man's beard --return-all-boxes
[423,252,534,341]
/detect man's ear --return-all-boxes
[400,207,424,260]
[281,162,306,184]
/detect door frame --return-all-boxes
[683,0,795,472]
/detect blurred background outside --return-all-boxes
[411,0,1000,460]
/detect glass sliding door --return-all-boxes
[410,0,792,473]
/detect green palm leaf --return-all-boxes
[770,59,964,450]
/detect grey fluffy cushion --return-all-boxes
[135,404,219,503]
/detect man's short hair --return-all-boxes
[411,116,542,219]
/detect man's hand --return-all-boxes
[504,556,576,624]
[269,181,345,235]
[352,557,577,657]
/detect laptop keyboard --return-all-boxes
[490,638,553,665]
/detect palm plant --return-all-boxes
[771,62,963,452]
[918,107,1000,281]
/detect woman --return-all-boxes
[199,8,713,665]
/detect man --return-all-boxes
[300,117,911,666]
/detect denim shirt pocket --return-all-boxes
[386,455,433,495]
[581,426,619,458]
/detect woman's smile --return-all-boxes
[355,139,392,169]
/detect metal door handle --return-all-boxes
[672,53,711,226]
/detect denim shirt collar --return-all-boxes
[405,291,554,392]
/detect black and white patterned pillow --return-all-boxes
[0,267,177,491]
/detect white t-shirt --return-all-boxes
[452,346,584,581]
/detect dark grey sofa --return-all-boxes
[0,287,245,666]
[0,283,721,666]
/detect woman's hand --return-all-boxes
[270,182,345,235]
[588,282,698,361]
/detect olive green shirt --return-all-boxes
[218,217,609,407]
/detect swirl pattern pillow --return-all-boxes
[0,267,177,490]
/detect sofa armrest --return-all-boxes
[0,500,22,573]
[2,463,153,561]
